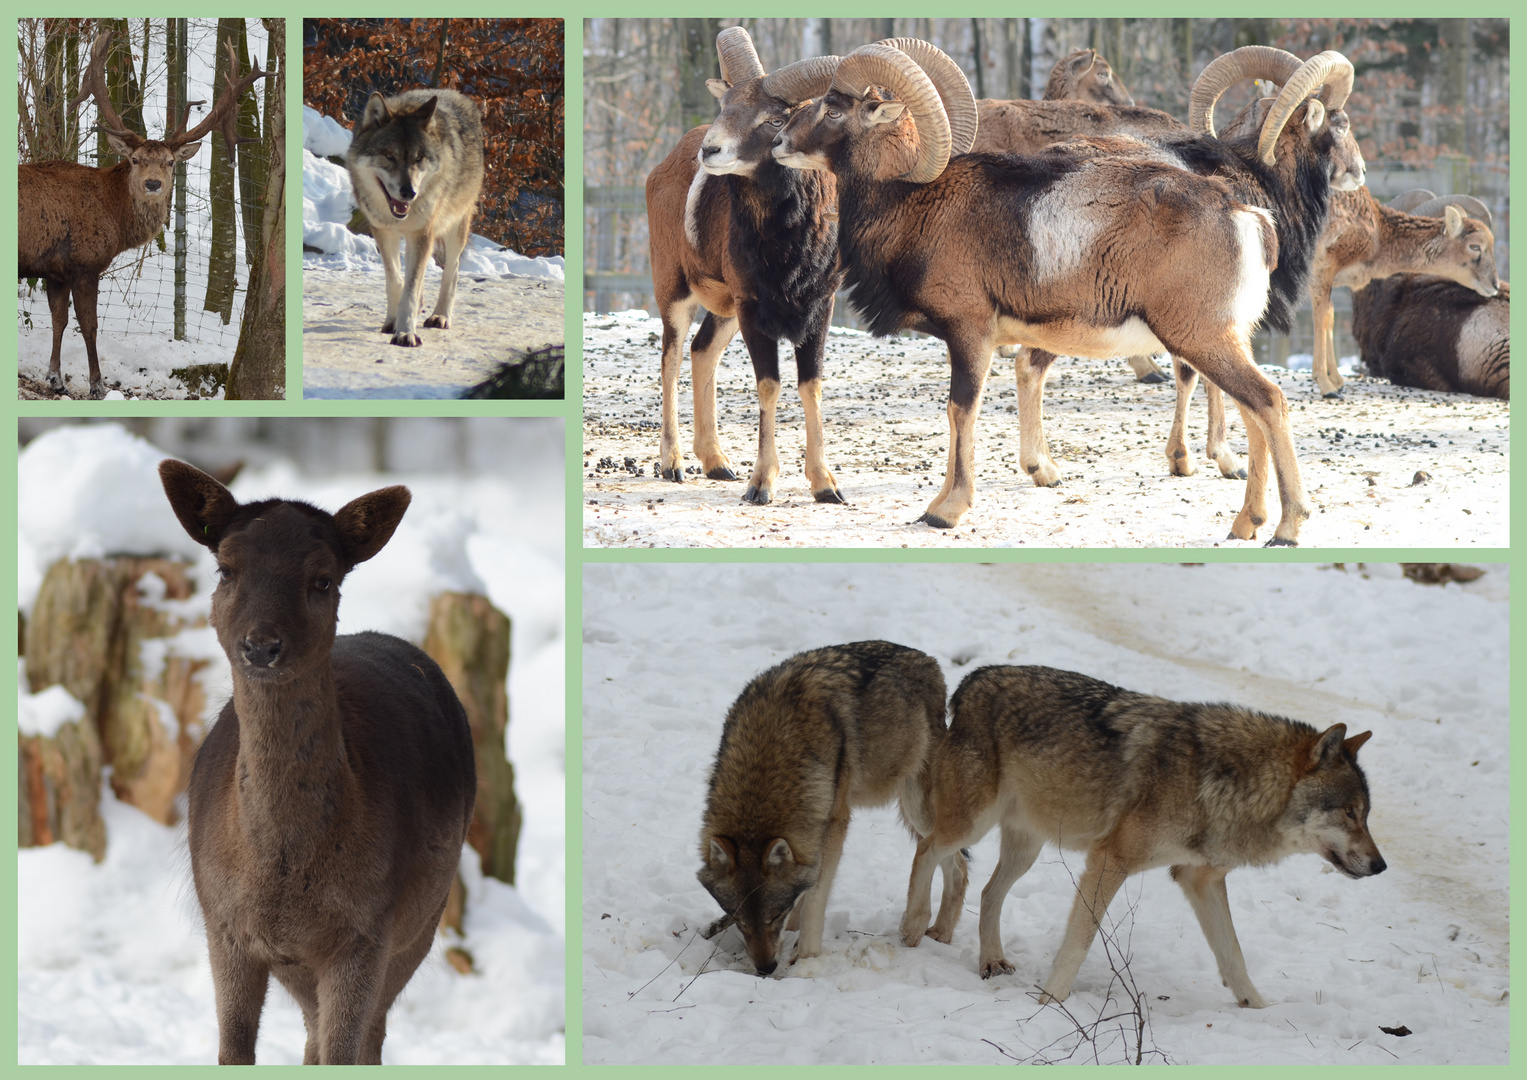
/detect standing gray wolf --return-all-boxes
[697,641,965,975]
[347,88,484,347]
[901,665,1385,1008]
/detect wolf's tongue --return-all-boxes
[388,196,410,219]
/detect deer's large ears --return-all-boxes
[333,486,411,567]
[159,459,241,551]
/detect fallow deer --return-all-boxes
[159,460,476,1065]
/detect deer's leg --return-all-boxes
[376,229,405,336]
[206,930,270,1065]
[424,213,470,330]
[316,937,389,1065]
[272,965,320,1064]
[70,275,105,399]
[44,278,71,395]
[390,229,435,347]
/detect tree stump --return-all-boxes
[19,708,107,861]
[423,591,523,885]
[24,557,211,826]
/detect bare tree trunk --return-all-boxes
[204,18,240,323]
[227,18,285,400]
[236,22,265,267]
[1439,18,1469,155]
[970,19,986,98]
[678,18,722,132]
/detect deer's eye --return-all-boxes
[314,577,332,593]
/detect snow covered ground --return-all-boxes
[18,422,566,1065]
[18,20,272,400]
[583,311,1509,547]
[582,562,1508,1066]
[301,106,565,398]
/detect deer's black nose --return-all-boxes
[241,637,283,667]
[145,179,162,193]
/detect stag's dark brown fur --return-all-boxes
[160,460,476,1065]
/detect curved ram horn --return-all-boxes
[759,56,842,105]
[875,37,978,154]
[1407,194,1493,227]
[832,42,952,184]
[1189,46,1303,135]
[1387,188,1438,212]
[716,26,765,85]
[1258,51,1354,166]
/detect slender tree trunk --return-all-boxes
[677,18,721,131]
[227,19,285,400]
[205,18,240,323]
[236,23,265,267]
[1439,18,1469,155]
[970,19,985,98]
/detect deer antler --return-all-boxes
[168,35,270,165]
[70,31,141,146]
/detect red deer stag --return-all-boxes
[19,31,268,399]
[158,460,476,1065]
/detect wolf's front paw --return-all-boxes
[980,958,1015,979]
[390,332,423,347]
[423,315,450,330]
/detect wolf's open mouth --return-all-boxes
[378,178,412,219]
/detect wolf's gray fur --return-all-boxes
[902,665,1385,1007]
[698,640,965,975]
[347,88,484,347]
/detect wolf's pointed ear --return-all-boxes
[764,838,795,869]
[1307,724,1348,771]
[359,91,391,134]
[411,95,440,127]
[1342,730,1373,758]
[159,459,240,551]
[707,836,736,869]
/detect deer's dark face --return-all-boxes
[106,133,201,202]
[210,505,349,684]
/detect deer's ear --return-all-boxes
[333,486,411,566]
[172,141,203,162]
[159,459,240,551]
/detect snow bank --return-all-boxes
[18,424,210,611]
[301,109,564,283]
[583,562,1508,1066]
[18,684,87,738]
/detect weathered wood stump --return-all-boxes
[424,591,523,885]
[23,557,210,827]
[19,704,107,861]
